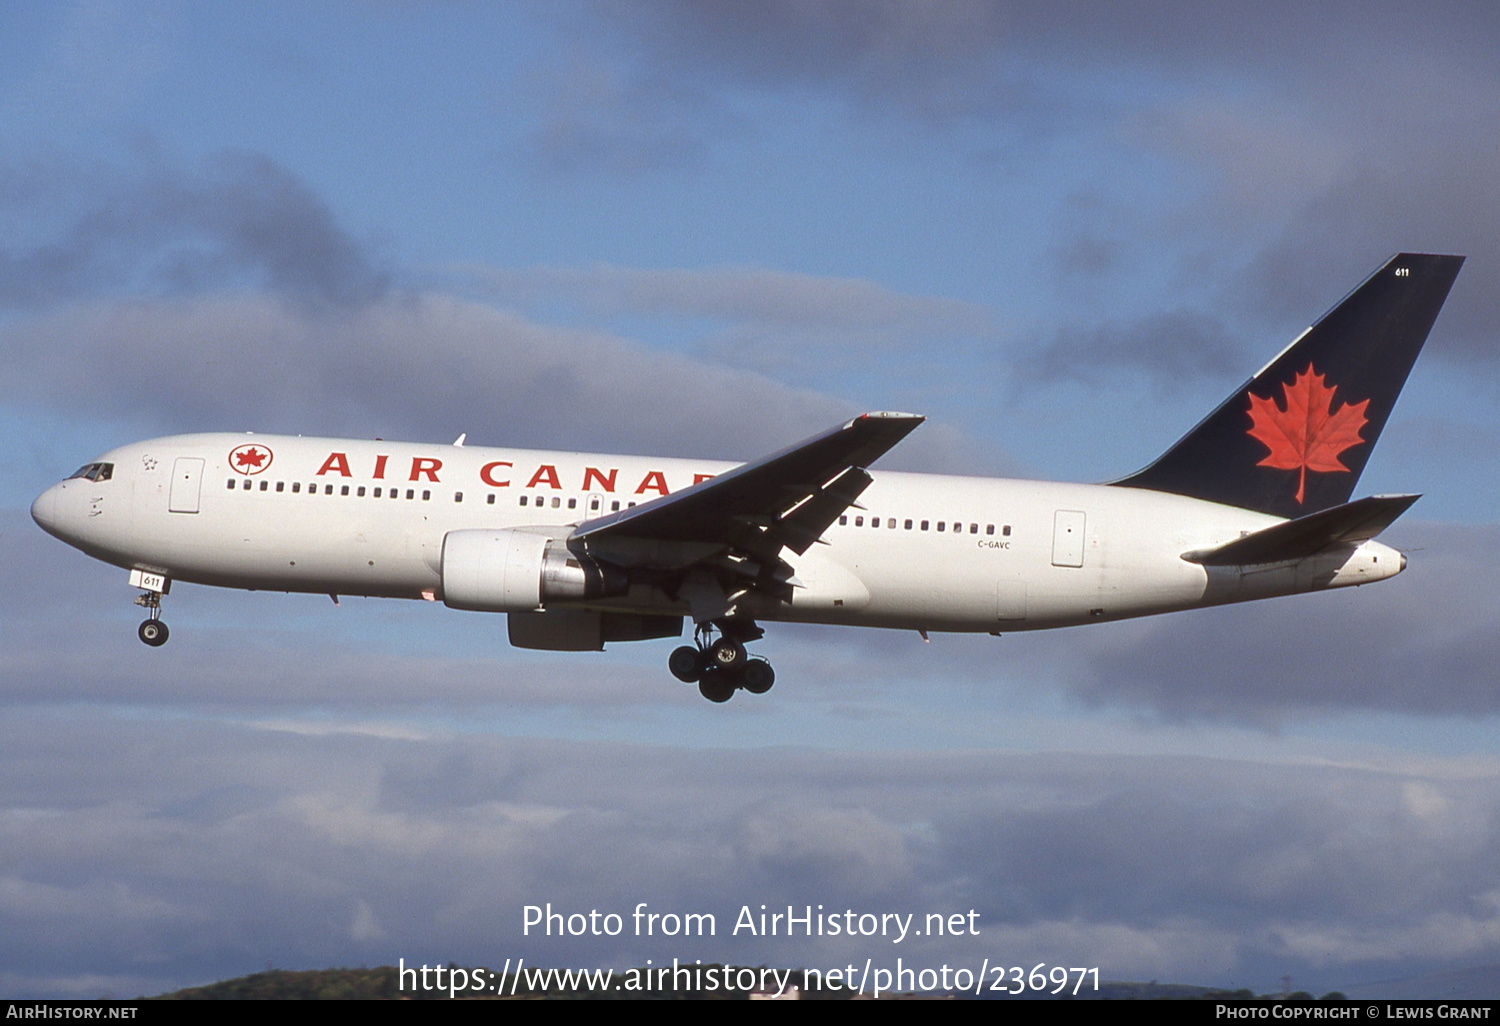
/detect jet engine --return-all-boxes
[441,528,627,613]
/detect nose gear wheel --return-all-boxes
[133,588,170,647]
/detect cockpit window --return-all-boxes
[68,463,113,482]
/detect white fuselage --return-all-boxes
[31,432,1404,636]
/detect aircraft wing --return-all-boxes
[571,412,924,569]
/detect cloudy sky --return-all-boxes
[3,0,1499,999]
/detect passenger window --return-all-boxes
[921,520,929,531]
[969,523,977,534]
[567,498,577,510]
[520,496,528,506]
[612,501,621,512]
[551,497,560,508]
[839,515,848,526]
[1003,525,1012,536]
[243,480,252,490]
[226,479,235,490]
[260,481,269,491]
[904,519,912,530]
[453,492,462,502]
[292,482,301,493]
[357,486,365,497]
[855,516,864,527]
[373,487,381,497]
[277,482,285,493]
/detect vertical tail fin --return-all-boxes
[1114,253,1463,518]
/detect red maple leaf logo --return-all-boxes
[1246,363,1369,504]
[229,444,273,475]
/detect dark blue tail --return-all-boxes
[1114,253,1463,519]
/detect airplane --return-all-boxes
[31,253,1463,702]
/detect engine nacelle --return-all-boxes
[441,528,627,613]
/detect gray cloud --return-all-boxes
[2,293,844,457]
[462,262,994,335]
[591,2,1500,125]
[1026,310,1242,385]
[682,520,1500,727]
[563,3,1499,361]
[456,262,1004,410]
[4,289,987,473]
[1242,144,1500,359]
[583,1,1053,124]
[3,712,1499,997]
[0,150,389,310]
[0,145,1008,473]
[1048,522,1500,722]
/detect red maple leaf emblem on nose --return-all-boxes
[1246,363,1369,504]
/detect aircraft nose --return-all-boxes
[31,484,62,537]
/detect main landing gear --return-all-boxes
[669,621,775,702]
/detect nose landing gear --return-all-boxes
[669,621,775,702]
[130,570,171,647]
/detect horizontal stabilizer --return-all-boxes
[1182,494,1419,566]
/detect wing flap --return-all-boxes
[774,465,873,555]
[1183,494,1419,566]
